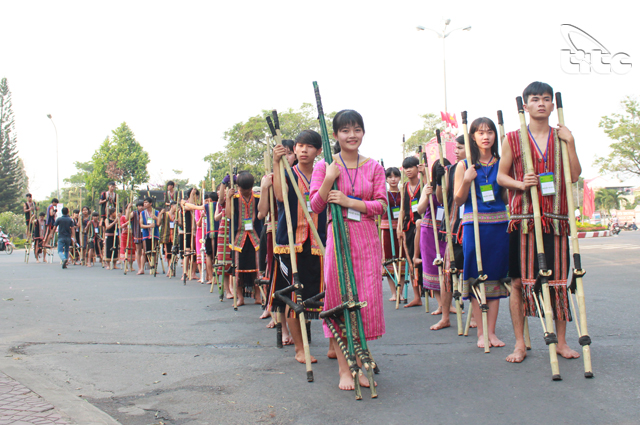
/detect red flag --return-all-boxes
[449,113,458,128]
[583,181,595,219]
[440,111,451,125]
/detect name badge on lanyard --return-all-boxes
[411,198,419,213]
[392,206,400,219]
[305,192,311,211]
[459,205,465,219]
[94,227,99,235]
[539,172,556,196]
[436,206,445,222]
[347,196,361,222]
[243,218,253,231]
[480,184,495,203]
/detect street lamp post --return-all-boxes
[47,114,60,200]
[417,20,471,114]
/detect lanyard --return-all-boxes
[528,125,552,169]
[476,158,495,184]
[407,182,420,200]
[339,153,360,196]
[389,191,399,205]
[295,165,312,192]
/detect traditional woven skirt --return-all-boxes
[269,238,323,319]
[420,221,447,291]
[322,218,385,341]
[216,218,232,276]
[120,232,135,263]
[509,230,572,321]
[462,222,509,300]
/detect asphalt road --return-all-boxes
[1,232,639,425]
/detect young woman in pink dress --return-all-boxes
[310,109,387,391]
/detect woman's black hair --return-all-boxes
[333,140,341,154]
[166,180,175,188]
[385,167,401,178]
[237,171,255,190]
[468,117,500,165]
[207,192,218,202]
[402,156,419,169]
[281,139,298,166]
[73,209,80,214]
[295,130,322,150]
[109,207,116,215]
[431,158,451,188]
[332,109,365,134]
[136,200,144,207]
[456,135,465,145]
[282,139,295,151]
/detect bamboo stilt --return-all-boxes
[460,111,491,353]
[556,92,592,378]
[267,112,314,382]
[436,130,463,335]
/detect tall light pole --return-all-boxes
[47,114,60,199]
[417,19,471,114]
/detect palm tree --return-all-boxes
[594,188,624,211]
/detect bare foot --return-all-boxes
[226,293,234,299]
[404,298,422,308]
[136,270,144,275]
[477,336,486,348]
[259,310,270,319]
[338,372,355,391]
[489,334,505,347]
[430,318,450,330]
[470,318,477,328]
[556,343,580,359]
[254,300,262,305]
[358,372,377,388]
[327,350,337,359]
[266,319,275,329]
[282,335,294,346]
[389,296,397,302]
[506,346,527,363]
[431,306,443,315]
[236,299,245,307]
[295,352,318,364]
[113,266,120,270]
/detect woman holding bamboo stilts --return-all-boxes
[310,110,386,391]
[454,117,509,349]
[418,159,452,319]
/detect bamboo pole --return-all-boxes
[229,166,238,309]
[555,92,593,378]
[396,135,407,308]
[421,145,445,314]
[515,96,561,380]
[267,112,314,382]
[460,111,491,353]
[436,130,464,334]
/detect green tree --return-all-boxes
[0,211,25,238]
[204,104,335,185]
[0,78,28,213]
[595,97,640,176]
[595,188,624,211]
[87,123,150,193]
[405,113,447,154]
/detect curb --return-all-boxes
[0,359,120,425]
[577,230,610,238]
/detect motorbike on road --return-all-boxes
[0,232,14,254]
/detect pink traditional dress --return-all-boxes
[195,210,204,265]
[310,156,387,341]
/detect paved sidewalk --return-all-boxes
[0,372,69,425]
